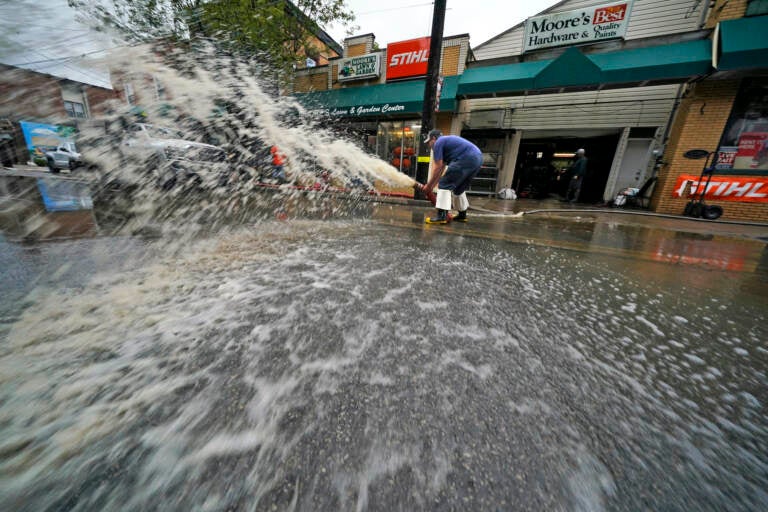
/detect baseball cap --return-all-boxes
[423,129,442,143]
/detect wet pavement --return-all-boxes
[1,193,767,511]
[383,196,768,278]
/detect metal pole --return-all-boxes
[415,0,446,189]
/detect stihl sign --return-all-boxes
[672,174,768,203]
[386,37,430,81]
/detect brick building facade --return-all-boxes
[653,1,768,222]
[0,64,119,122]
[0,64,120,165]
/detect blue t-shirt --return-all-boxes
[432,135,481,163]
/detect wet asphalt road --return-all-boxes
[1,203,767,511]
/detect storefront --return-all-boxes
[460,0,714,202]
[654,11,768,221]
[299,75,459,175]
[294,33,471,179]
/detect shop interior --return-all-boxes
[376,120,422,176]
[333,119,423,177]
[514,134,620,202]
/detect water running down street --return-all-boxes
[1,210,766,511]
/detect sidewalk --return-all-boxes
[465,196,768,242]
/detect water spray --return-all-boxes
[70,41,423,236]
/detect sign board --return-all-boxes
[338,53,381,82]
[36,178,94,212]
[19,121,76,161]
[733,132,768,170]
[523,1,633,52]
[672,174,768,203]
[322,103,410,117]
[715,146,738,170]
[386,37,430,81]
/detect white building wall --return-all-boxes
[474,0,708,60]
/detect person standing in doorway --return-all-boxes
[415,129,483,224]
[564,148,587,203]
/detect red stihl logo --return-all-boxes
[593,4,627,24]
[389,50,428,67]
[386,37,430,80]
[672,174,768,203]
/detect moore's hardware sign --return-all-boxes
[337,54,381,82]
[523,1,633,52]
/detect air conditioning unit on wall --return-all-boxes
[466,109,507,129]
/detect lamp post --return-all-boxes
[415,0,446,192]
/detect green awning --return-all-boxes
[457,60,551,96]
[295,75,458,117]
[590,39,712,83]
[457,40,712,97]
[534,47,602,89]
[717,15,768,71]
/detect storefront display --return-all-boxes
[717,78,768,172]
[376,121,421,175]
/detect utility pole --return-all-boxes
[415,0,447,190]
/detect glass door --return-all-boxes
[376,120,421,177]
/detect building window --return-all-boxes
[746,0,768,16]
[717,78,768,174]
[153,75,166,101]
[64,100,87,119]
[124,82,135,105]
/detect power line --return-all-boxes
[5,45,127,67]
[10,43,113,86]
[22,32,98,53]
[1,23,91,33]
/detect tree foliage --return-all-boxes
[68,0,355,70]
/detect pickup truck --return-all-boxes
[45,142,82,173]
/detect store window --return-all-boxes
[376,120,422,176]
[717,78,768,174]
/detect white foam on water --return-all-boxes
[684,353,706,365]
[565,448,617,512]
[634,315,665,336]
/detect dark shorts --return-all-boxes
[438,153,483,195]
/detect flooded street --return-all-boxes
[3,0,768,509]
[1,210,766,511]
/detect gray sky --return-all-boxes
[0,0,113,87]
[328,0,560,48]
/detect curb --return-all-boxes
[518,207,768,229]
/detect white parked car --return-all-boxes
[121,123,229,189]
